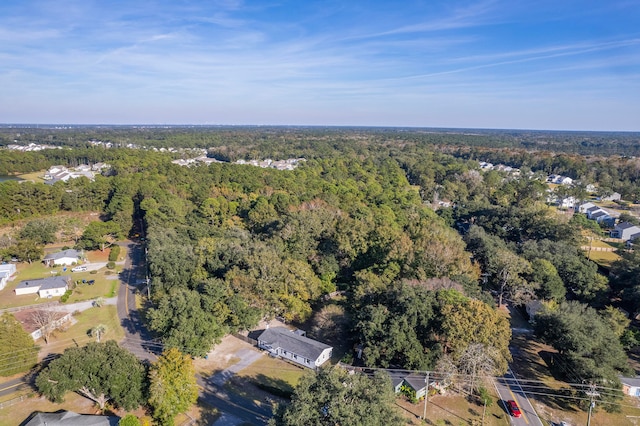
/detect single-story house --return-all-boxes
[15,276,70,298]
[610,222,640,241]
[23,410,119,426]
[0,263,17,291]
[586,206,609,220]
[13,309,72,340]
[403,374,429,399]
[598,192,622,202]
[621,377,640,397]
[257,327,333,370]
[43,249,81,267]
[576,202,597,214]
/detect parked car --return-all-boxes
[87,280,95,285]
[71,266,87,272]
[506,400,521,418]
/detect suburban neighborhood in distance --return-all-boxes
[1,125,640,426]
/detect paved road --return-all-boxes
[116,242,157,361]
[0,377,29,399]
[198,375,271,426]
[494,368,544,426]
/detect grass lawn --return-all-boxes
[0,392,98,426]
[15,171,46,182]
[236,355,309,392]
[396,389,509,426]
[586,249,621,267]
[38,306,125,358]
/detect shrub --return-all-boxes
[60,289,73,303]
[106,261,116,269]
[109,246,121,262]
[90,270,98,274]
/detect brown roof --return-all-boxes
[12,310,70,334]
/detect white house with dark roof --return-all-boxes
[257,327,332,370]
[611,222,640,241]
[576,202,597,213]
[43,249,81,267]
[15,276,69,297]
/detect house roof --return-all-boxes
[16,276,69,292]
[23,410,119,426]
[616,222,640,231]
[591,211,608,219]
[403,374,428,392]
[621,377,640,388]
[13,310,70,334]
[43,249,80,261]
[258,327,332,361]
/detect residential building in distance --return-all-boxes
[611,222,640,241]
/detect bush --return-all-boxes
[90,270,98,274]
[109,246,121,262]
[60,289,73,303]
[106,261,116,269]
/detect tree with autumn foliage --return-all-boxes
[148,348,199,426]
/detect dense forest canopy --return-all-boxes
[1,126,638,400]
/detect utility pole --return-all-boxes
[422,371,430,421]
[585,382,600,426]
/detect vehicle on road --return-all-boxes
[507,400,521,417]
[88,279,95,285]
[71,266,87,272]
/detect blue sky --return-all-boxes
[1,0,639,130]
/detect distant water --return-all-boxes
[0,175,21,182]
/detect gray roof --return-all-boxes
[43,249,80,261]
[16,276,69,292]
[403,374,428,391]
[621,377,640,388]
[258,327,332,361]
[23,411,119,426]
[616,222,640,231]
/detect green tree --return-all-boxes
[35,340,145,410]
[19,218,59,245]
[78,220,121,251]
[0,313,39,376]
[119,415,141,426]
[534,301,631,409]
[270,367,405,426]
[529,258,566,301]
[148,348,198,426]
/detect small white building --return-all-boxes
[257,327,333,370]
[621,377,640,397]
[0,263,17,291]
[14,276,69,298]
[42,249,81,267]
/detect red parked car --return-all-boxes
[507,400,521,417]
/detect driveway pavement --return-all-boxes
[211,348,264,386]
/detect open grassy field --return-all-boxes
[36,306,125,359]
